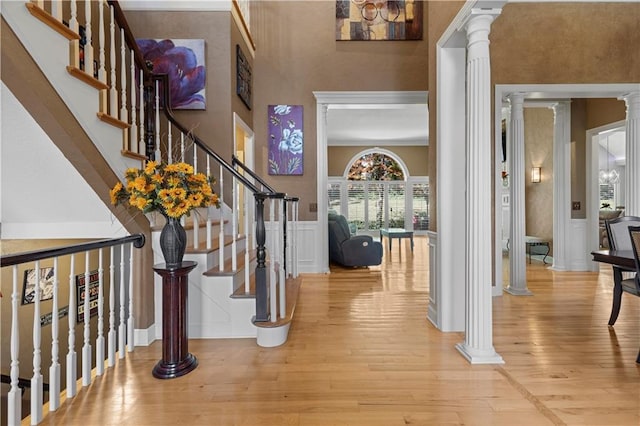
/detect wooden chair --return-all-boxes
[604,216,640,326]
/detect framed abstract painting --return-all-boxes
[136,38,206,110]
[268,105,303,175]
[335,0,423,41]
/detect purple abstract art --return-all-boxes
[268,105,303,175]
[137,39,206,110]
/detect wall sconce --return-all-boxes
[531,167,541,183]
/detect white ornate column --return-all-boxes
[551,102,571,271]
[455,9,504,364]
[506,93,531,295]
[622,92,640,216]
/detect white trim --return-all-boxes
[119,1,232,11]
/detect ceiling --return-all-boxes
[326,104,429,146]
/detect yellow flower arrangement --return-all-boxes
[110,161,220,219]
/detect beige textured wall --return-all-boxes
[586,98,626,130]
[327,146,429,177]
[524,109,554,251]
[492,3,640,84]
[252,1,430,220]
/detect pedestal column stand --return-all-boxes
[152,261,198,379]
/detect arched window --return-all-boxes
[328,149,429,236]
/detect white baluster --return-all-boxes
[96,249,105,375]
[31,261,43,424]
[293,201,299,278]
[130,50,138,153]
[279,199,286,319]
[180,133,185,162]
[98,1,106,83]
[52,0,62,21]
[8,266,21,426]
[66,255,77,398]
[219,166,225,271]
[206,156,212,250]
[269,200,277,322]
[192,211,200,250]
[120,29,128,123]
[84,0,94,77]
[70,0,78,32]
[167,122,173,163]
[155,80,161,161]
[109,5,117,117]
[139,69,145,155]
[232,177,238,271]
[49,259,61,411]
[108,247,116,367]
[193,145,198,173]
[127,243,135,352]
[244,190,250,294]
[82,254,92,386]
[119,246,126,358]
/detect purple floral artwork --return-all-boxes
[136,39,206,110]
[268,105,303,175]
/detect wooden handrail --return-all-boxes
[0,234,145,267]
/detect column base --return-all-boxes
[455,342,504,365]
[152,353,198,379]
[504,286,533,296]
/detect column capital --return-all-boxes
[620,92,640,120]
[459,7,502,32]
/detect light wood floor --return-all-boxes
[41,237,639,425]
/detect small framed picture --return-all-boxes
[22,267,55,305]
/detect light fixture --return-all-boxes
[599,136,620,185]
[531,167,541,183]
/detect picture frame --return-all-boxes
[268,105,304,175]
[22,267,55,305]
[136,38,206,110]
[76,270,100,323]
[236,44,252,110]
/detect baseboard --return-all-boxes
[134,324,156,346]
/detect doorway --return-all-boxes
[314,91,429,273]
[233,113,254,236]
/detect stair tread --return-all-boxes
[151,217,227,232]
[253,276,302,329]
[204,249,257,276]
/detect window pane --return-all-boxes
[347,182,365,230]
[328,183,342,215]
[367,183,384,230]
[388,183,405,228]
[412,183,430,231]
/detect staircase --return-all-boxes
[2,0,301,349]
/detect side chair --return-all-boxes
[626,225,640,363]
[604,216,640,326]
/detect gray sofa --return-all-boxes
[328,213,383,267]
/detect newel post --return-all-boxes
[254,194,269,322]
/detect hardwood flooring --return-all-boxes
[41,237,639,425]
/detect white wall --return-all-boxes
[0,83,126,239]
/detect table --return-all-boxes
[591,249,638,363]
[506,236,551,264]
[152,261,198,379]
[380,228,414,253]
[525,236,550,264]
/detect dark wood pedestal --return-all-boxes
[152,261,198,379]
